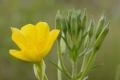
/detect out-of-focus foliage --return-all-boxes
[0,0,120,80]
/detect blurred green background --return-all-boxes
[0,0,120,80]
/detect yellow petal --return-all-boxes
[49,29,60,46]
[36,22,49,41]
[20,24,39,52]
[20,24,35,35]
[9,50,31,61]
[40,29,60,57]
[20,24,36,43]
[35,22,50,51]
[11,27,28,50]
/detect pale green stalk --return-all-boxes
[79,51,95,80]
[33,60,48,80]
[57,40,62,80]
[80,54,87,73]
[57,39,71,79]
[71,60,77,80]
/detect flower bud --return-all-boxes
[70,12,78,36]
[66,9,74,35]
[81,9,87,30]
[88,20,94,38]
[84,35,90,48]
[76,10,82,34]
[55,11,67,35]
[55,10,62,29]
[96,15,106,39]
[94,23,109,50]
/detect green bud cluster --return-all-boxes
[55,9,109,80]
[55,9,109,62]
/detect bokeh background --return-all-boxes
[0,0,120,80]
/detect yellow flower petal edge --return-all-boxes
[39,29,60,57]
[9,50,31,61]
[9,22,60,62]
[11,27,28,50]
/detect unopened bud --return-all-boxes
[55,10,62,29]
[70,13,78,36]
[81,9,87,30]
[55,11,67,34]
[88,20,94,38]
[94,23,109,50]
[96,15,106,39]
[76,10,82,34]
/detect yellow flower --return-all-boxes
[9,22,60,62]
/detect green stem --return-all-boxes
[57,40,62,80]
[80,54,87,73]
[79,50,95,80]
[71,60,77,80]
[44,74,48,80]
[57,39,71,79]
[58,58,62,80]
[61,36,71,50]
[33,60,48,80]
[77,53,87,79]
